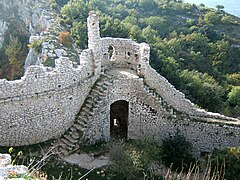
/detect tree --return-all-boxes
[179,70,225,112]
[225,73,240,86]
[60,0,88,22]
[5,36,23,65]
[216,5,224,11]
[142,25,158,43]
[221,16,232,24]
[228,86,240,107]
[55,0,69,7]
[5,36,24,79]
[70,21,87,48]
[58,31,72,47]
[204,12,220,25]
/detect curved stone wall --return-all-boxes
[0,57,95,146]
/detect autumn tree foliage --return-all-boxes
[58,31,72,47]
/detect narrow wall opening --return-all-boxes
[108,46,114,60]
[110,100,128,139]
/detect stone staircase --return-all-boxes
[57,73,113,156]
[143,83,177,117]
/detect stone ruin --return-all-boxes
[0,11,240,156]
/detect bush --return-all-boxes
[211,147,240,180]
[6,36,23,65]
[58,31,71,47]
[108,141,143,179]
[50,1,58,10]
[221,16,232,24]
[108,139,161,179]
[225,73,240,86]
[228,86,240,106]
[28,39,43,53]
[161,133,195,172]
[204,12,220,25]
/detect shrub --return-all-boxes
[161,133,195,172]
[58,31,71,47]
[225,73,240,86]
[211,147,240,180]
[108,139,161,179]
[28,39,43,53]
[129,138,162,163]
[50,1,58,10]
[221,16,232,24]
[108,141,143,179]
[6,36,23,65]
[228,86,240,106]
[204,12,220,25]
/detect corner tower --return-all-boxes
[87,11,102,75]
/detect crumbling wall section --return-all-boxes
[144,64,236,121]
[78,71,240,155]
[84,73,240,155]
[0,57,95,146]
[101,38,141,70]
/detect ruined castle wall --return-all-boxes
[143,65,236,121]
[82,74,240,155]
[0,57,95,146]
[101,38,141,69]
[144,65,196,114]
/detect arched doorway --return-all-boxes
[110,100,128,139]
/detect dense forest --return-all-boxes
[1,0,240,117]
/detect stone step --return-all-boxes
[156,96,161,101]
[86,98,94,104]
[76,119,88,128]
[79,111,93,118]
[149,89,154,93]
[69,126,77,132]
[77,116,88,123]
[103,81,112,86]
[66,146,74,151]
[73,123,86,131]
[104,74,113,79]
[57,73,112,155]
[96,81,104,86]
[78,112,92,119]
[102,84,109,90]
[70,131,80,139]
[92,105,99,111]
[85,102,92,109]
[87,96,98,102]
[61,138,75,147]
[63,134,78,144]
[92,89,104,96]
[95,85,104,91]
[58,147,69,156]
[144,86,149,91]
[82,107,91,113]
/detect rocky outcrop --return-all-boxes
[0,154,28,179]
[0,20,8,48]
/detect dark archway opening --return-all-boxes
[110,100,128,139]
